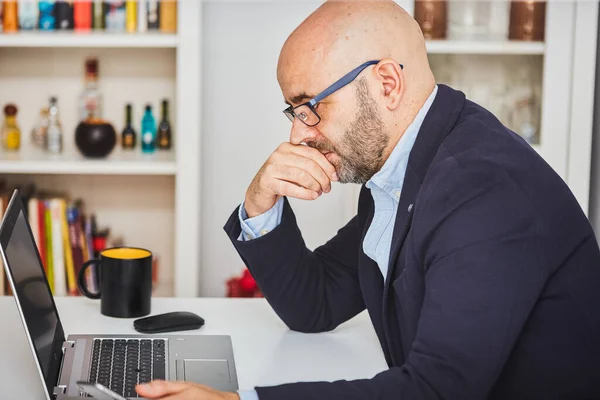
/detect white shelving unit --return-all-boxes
[0,149,176,175]
[0,1,201,298]
[425,39,545,55]
[0,31,178,48]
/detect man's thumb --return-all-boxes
[136,380,186,397]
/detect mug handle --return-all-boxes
[77,259,101,299]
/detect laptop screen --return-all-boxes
[0,192,64,397]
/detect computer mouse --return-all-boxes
[133,311,205,334]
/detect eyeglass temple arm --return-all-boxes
[309,61,404,106]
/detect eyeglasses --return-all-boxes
[283,60,403,127]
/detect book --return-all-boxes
[44,201,55,294]
[67,206,84,295]
[28,198,40,258]
[59,199,76,295]
[49,199,67,296]
[0,196,5,296]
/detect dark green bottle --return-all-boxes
[121,104,137,150]
[157,99,172,150]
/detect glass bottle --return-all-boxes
[79,58,102,122]
[55,0,74,30]
[19,0,40,30]
[47,97,63,153]
[105,0,125,32]
[2,104,21,151]
[31,107,50,149]
[147,0,159,30]
[509,0,546,41]
[414,0,447,39]
[447,0,509,40]
[3,0,18,32]
[157,99,172,150]
[141,104,156,153]
[121,103,137,150]
[92,0,105,30]
[159,0,176,33]
[73,0,91,31]
[125,0,136,33]
[39,0,56,31]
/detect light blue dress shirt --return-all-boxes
[236,85,438,400]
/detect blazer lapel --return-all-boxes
[384,84,466,286]
[380,85,466,363]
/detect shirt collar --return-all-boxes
[366,85,438,200]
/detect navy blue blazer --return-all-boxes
[224,84,600,399]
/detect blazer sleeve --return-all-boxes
[223,197,366,333]
[248,165,546,400]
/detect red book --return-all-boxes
[74,0,92,31]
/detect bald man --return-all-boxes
[137,1,600,399]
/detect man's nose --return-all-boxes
[289,118,319,145]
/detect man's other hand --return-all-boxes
[136,380,240,400]
[244,142,339,218]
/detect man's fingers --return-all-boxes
[287,144,338,182]
[136,380,189,398]
[285,154,332,193]
[273,165,323,193]
[273,180,319,200]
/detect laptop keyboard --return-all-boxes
[86,338,166,398]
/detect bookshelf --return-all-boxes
[0,1,201,298]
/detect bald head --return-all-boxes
[278,0,434,110]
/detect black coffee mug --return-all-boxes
[77,247,153,318]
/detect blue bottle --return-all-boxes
[39,0,56,31]
[141,104,156,153]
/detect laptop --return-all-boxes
[0,189,238,399]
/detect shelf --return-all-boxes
[0,31,178,48]
[0,148,176,175]
[426,40,545,55]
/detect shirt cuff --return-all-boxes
[237,197,284,241]
[237,389,260,400]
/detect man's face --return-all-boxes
[305,77,390,184]
[282,64,391,185]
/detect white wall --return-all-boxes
[588,9,600,240]
[200,1,359,296]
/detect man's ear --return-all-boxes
[373,59,404,111]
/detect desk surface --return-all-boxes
[0,296,387,399]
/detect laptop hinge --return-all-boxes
[52,384,67,398]
[62,340,75,350]
[52,341,75,398]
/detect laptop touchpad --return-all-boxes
[176,359,231,384]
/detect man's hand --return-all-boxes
[136,380,240,400]
[245,142,339,217]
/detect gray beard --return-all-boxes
[308,78,389,184]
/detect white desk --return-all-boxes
[0,297,387,399]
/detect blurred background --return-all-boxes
[0,0,597,298]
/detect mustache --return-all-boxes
[306,140,337,154]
